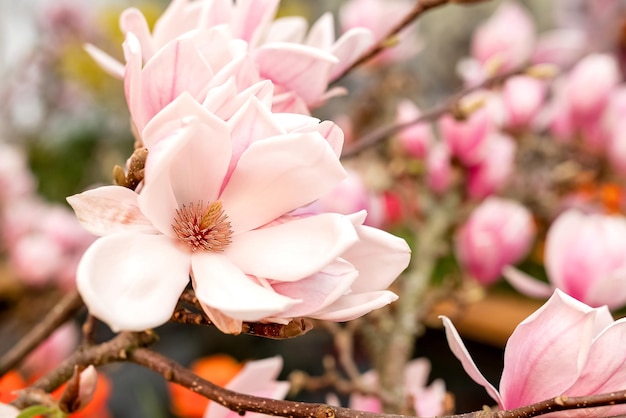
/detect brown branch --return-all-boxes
[332,0,451,82]
[341,65,538,158]
[170,307,313,339]
[0,289,84,376]
[11,330,157,409]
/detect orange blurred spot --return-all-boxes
[169,354,243,418]
[600,183,623,214]
[0,370,27,404]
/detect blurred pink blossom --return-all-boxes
[426,142,452,194]
[438,107,492,166]
[21,322,79,379]
[0,144,36,203]
[502,76,546,129]
[505,210,626,309]
[204,357,289,418]
[466,132,516,199]
[531,29,585,67]
[455,198,535,285]
[396,100,433,159]
[442,289,626,416]
[471,2,535,74]
[343,358,446,417]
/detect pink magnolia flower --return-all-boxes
[438,107,492,166]
[87,0,373,114]
[505,209,626,309]
[466,132,516,199]
[455,198,535,285]
[0,143,36,203]
[531,29,585,67]
[442,289,626,416]
[204,357,289,418]
[396,100,433,159]
[471,2,535,74]
[22,322,79,379]
[502,76,546,129]
[343,358,446,417]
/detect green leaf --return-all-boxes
[16,405,52,418]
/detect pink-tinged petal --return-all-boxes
[142,92,228,149]
[227,213,358,282]
[192,252,297,321]
[272,259,358,317]
[272,92,310,114]
[544,210,585,290]
[139,119,231,234]
[414,379,447,417]
[499,290,597,409]
[306,13,334,49]
[201,304,243,334]
[342,217,411,292]
[227,96,285,179]
[266,17,307,43]
[123,33,145,130]
[67,186,155,236]
[405,357,431,390]
[330,27,374,79]
[140,37,214,127]
[84,44,124,78]
[77,233,190,332]
[253,44,337,105]
[206,357,289,418]
[502,266,553,299]
[585,269,626,310]
[311,291,398,321]
[234,0,280,46]
[292,120,344,157]
[120,8,155,60]
[221,133,346,233]
[440,316,503,406]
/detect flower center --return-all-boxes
[172,200,233,252]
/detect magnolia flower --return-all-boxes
[502,76,545,129]
[68,101,408,333]
[426,142,452,194]
[455,198,535,285]
[442,289,626,416]
[87,0,373,114]
[438,107,492,166]
[339,358,446,417]
[205,357,289,418]
[396,100,433,159]
[505,209,626,309]
[466,132,516,199]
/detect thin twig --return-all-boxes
[341,65,535,158]
[0,290,84,376]
[332,0,451,82]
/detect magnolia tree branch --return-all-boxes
[332,0,452,82]
[341,64,541,158]
[0,290,84,376]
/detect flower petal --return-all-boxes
[67,186,155,236]
[191,252,297,321]
[120,7,155,60]
[226,213,358,282]
[271,259,357,317]
[440,315,503,406]
[499,290,598,409]
[330,27,374,79]
[310,291,398,321]
[502,265,553,299]
[343,214,410,292]
[220,133,346,233]
[77,233,190,332]
[84,44,124,79]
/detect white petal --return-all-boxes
[221,133,346,233]
[311,291,398,321]
[227,213,358,282]
[77,233,190,332]
[84,44,125,78]
[502,265,553,299]
[67,186,155,236]
[192,253,297,321]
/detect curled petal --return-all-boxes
[502,266,553,299]
[226,213,358,282]
[77,233,190,332]
[192,253,297,321]
[310,291,398,322]
[440,316,503,407]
